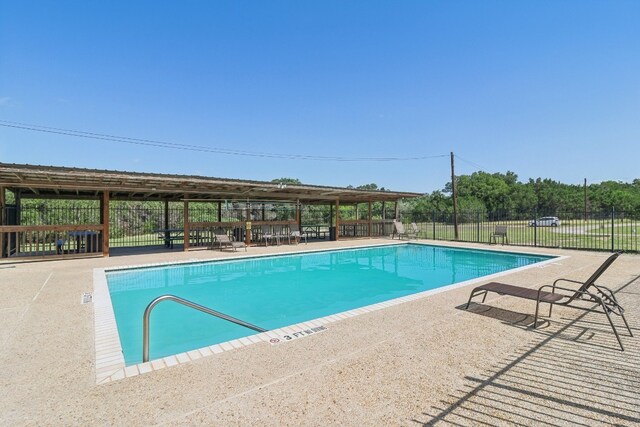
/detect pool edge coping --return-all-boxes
[93,241,565,384]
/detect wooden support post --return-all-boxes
[355,203,359,221]
[15,190,22,255]
[0,186,4,258]
[217,201,222,222]
[329,203,333,230]
[164,200,169,230]
[381,201,387,237]
[335,199,340,241]
[183,198,190,251]
[394,201,399,220]
[0,186,4,225]
[15,190,21,225]
[296,200,301,227]
[262,203,266,221]
[244,202,251,246]
[102,191,110,256]
[368,201,372,238]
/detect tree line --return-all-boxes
[402,171,640,219]
[7,173,640,233]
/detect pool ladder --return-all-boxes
[143,294,267,363]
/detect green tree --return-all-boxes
[271,178,302,185]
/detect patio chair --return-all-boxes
[214,230,247,252]
[393,220,411,240]
[465,252,632,350]
[260,224,275,247]
[490,225,508,245]
[290,223,307,245]
[272,224,290,245]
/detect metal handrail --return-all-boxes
[142,294,267,362]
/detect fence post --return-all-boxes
[611,207,615,252]
[534,209,537,247]
[432,210,436,240]
[476,211,480,243]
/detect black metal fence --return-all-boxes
[8,202,336,249]
[10,201,638,254]
[398,208,640,252]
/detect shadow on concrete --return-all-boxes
[413,275,640,426]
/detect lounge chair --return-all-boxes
[393,220,412,240]
[289,223,307,244]
[465,252,632,350]
[490,225,508,245]
[214,230,247,252]
[410,222,420,238]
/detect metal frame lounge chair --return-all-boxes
[410,222,420,238]
[465,252,632,350]
[214,230,247,252]
[393,220,414,240]
[490,225,508,245]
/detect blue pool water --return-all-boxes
[106,244,552,364]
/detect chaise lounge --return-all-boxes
[465,252,633,350]
[214,230,247,252]
[393,220,416,240]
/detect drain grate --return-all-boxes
[81,292,93,304]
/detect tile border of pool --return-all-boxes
[93,241,566,384]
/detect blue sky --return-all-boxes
[1,1,638,193]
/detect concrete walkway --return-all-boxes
[0,240,638,425]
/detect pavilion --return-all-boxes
[0,163,420,258]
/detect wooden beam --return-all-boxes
[164,200,169,231]
[183,197,190,251]
[0,186,4,258]
[368,201,372,238]
[102,191,110,256]
[335,199,340,241]
[0,224,104,232]
[0,186,4,224]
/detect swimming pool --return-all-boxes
[106,244,553,364]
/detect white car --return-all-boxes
[529,216,561,227]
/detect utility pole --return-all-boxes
[451,152,459,239]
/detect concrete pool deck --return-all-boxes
[1,240,638,425]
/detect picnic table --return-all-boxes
[154,229,184,249]
[67,230,101,253]
[302,224,329,239]
[154,229,209,249]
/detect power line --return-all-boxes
[0,120,449,163]
[454,154,488,172]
